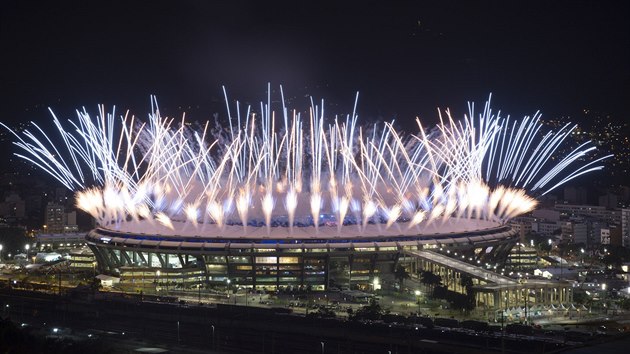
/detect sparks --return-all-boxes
[1,90,610,237]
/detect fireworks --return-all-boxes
[1,90,610,236]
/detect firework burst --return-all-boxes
[1,89,610,236]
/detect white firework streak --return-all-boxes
[1,90,611,235]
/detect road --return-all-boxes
[1,287,606,354]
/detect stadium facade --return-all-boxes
[86,220,518,291]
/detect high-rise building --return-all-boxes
[0,192,26,222]
[532,220,560,237]
[45,202,64,233]
[601,228,611,244]
[555,203,620,224]
[64,210,78,232]
[563,186,588,204]
[572,222,588,245]
[599,193,618,209]
[621,209,630,248]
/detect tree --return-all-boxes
[352,298,383,321]
[572,290,590,305]
[450,292,475,312]
[602,245,630,268]
[539,239,552,254]
[315,306,336,318]
[460,274,474,295]
[394,264,410,292]
[459,275,475,312]
[420,270,442,296]
[619,298,630,311]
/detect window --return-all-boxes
[256,256,278,264]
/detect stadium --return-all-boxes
[3,91,608,292]
[86,219,517,291]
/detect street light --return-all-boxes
[198,278,202,304]
[0,244,3,262]
[414,290,421,306]
[226,279,231,299]
[25,244,30,263]
[372,277,380,291]
[602,283,607,311]
[211,324,215,349]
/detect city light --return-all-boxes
[373,277,381,291]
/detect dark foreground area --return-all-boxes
[0,287,627,354]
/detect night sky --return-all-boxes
[1,1,628,128]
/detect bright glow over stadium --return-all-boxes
[2,90,610,239]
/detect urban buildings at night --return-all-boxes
[1,1,629,353]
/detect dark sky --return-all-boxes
[1,1,628,128]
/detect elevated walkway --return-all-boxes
[404,249,517,285]
[404,249,573,310]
